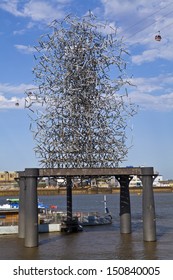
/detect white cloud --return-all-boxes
[132,49,158,65]
[23,1,64,22]
[130,90,173,111]
[0,0,69,23]
[129,74,173,111]
[0,0,24,17]
[0,83,34,95]
[0,83,39,109]
[0,82,36,109]
[0,95,25,109]
[101,0,156,26]
[132,41,173,64]
[14,44,35,54]
[131,77,163,92]
[13,29,26,35]
[102,0,138,15]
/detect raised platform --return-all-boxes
[39,167,147,177]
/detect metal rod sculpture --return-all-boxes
[25,13,136,168]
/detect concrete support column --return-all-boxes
[24,168,39,247]
[116,175,131,234]
[18,172,26,238]
[141,167,156,242]
[66,176,73,224]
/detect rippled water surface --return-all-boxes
[0,193,173,260]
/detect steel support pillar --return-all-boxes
[24,168,39,247]
[141,167,156,242]
[116,175,132,233]
[18,172,26,238]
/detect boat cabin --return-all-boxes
[0,209,18,226]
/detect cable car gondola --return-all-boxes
[155,31,162,42]
[15,101,19,106]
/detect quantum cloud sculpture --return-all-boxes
[25,13,136,168]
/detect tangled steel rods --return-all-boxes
[25,13,136,168]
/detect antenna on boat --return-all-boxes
[104,195,109,214]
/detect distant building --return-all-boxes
[129,175,142,187]
[0,171,18,184]
[153,175,163,186]
[91,176,119,188]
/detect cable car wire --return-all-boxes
[115,2,173,44]
[125,9,173,41]
[120,1,173,37]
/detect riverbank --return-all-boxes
[0,186,173,196]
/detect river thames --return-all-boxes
[0,192,173,260]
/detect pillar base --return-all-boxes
[120,213,131,234]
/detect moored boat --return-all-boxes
[0,198,19,210]
[0,198,48,212]
[0,195,112,233]
[62,195,112,227]
[0,198,49,227]
[75,211,112,226]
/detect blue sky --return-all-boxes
[0,0,173,179]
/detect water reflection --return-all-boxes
[143,241,158,260]
[116,234,136,259]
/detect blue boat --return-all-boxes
[0,198,48,211]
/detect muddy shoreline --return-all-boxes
[0,186,172,196]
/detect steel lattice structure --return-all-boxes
[25,13,136,168]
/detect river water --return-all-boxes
[0,192,173,260]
